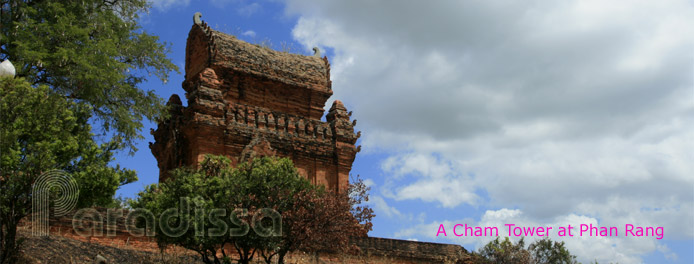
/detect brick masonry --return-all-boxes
[150,22,359,192]
[20,21,474,263]
[145,21,474,263]
[20,208,476,263]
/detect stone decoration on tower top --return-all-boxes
[150,14,359,191]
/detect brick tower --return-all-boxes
[150,21,360,191]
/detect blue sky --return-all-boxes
[113,1,694,263]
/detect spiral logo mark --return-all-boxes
[32,170,79,236]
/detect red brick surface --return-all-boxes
[35,22,474,263]
[151,23,359,192]
[20,209,475,263]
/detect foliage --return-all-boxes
[0,77,136,263]
[0,1,175,262]
[132,156,306,264]
[259,175,374,264]
[478,237,533,264]
[0,0,178,151]
[477,236,580,264]
[132,155,374,264]
[529,237,579,264]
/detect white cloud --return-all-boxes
[362,178,375,188]
[149,0,190,11]
[380,153,479,208]
[368,195,402,219]
[286,0,694,262]
[657,243,678,261]
[242,30,256,38]
[236,2,261,17]
[210,0,261,16]
[395,208,669,264]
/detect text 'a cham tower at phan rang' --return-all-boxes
[149,18,360,191]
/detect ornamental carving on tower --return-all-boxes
[150,18,360,191]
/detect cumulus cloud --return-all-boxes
[368,195,403,218]
[285,0,694,262]
[395,208,667,263]
[380,153,479,208]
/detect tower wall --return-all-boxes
[150,23,360,192]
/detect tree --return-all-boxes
[132,155,374,264]
[478,237,533,264]
[528,238,579,264]
[258,175,374,264]
[1,0,178,152]
[0,1,176,259]
[0,77,136,263]
[133,156,312,264]
[477,237,580,264]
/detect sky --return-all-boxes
[114,1,694,263]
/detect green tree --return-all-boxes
[132,155,374,264]
[1,1,176,259]
[1,0,177,151]
[0,77,136,263]
[528,238,579,264]
[477,237,581,264]
[133,156,311,264]
[478,237,533,264]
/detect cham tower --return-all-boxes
[32,16,471,263]
[150,17,360,191]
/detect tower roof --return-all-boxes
[185,23,332,94]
